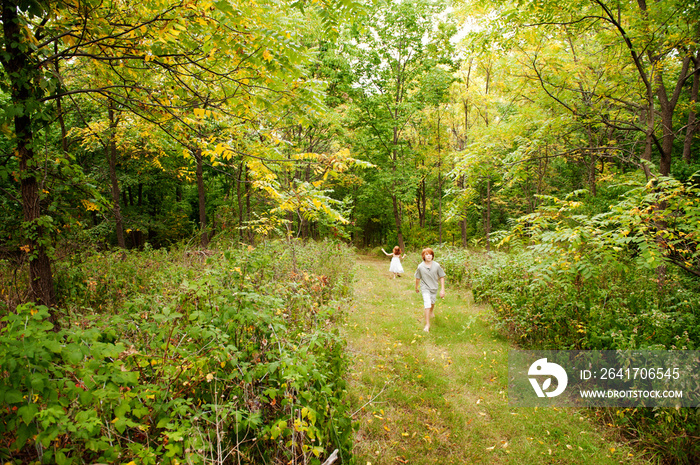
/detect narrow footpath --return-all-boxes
[342,254,651,465]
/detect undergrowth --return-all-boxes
[0,239,354,464]
[460,245,700,465]
[447,180,700,465]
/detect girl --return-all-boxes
[382,246,406,279]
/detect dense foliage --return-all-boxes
[463,179,700,464]
[0,240,355,464]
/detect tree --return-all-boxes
[1,0,362,308]
[417,67,454,243]
[458,0,700,178]
[346,0,454,250]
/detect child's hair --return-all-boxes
[393,246,401,255]
[421,248,435,260]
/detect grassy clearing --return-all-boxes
[342,254,653,465]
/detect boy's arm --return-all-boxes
[415,278,420,293]
[439,276,445,298]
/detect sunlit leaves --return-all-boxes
[501,174,700,281]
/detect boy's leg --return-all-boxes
[421,290,432,332]
[429,290,437,318]
[423,306,431,332]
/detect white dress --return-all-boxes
[389,255,404,274]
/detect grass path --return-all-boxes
[342,254,652,465]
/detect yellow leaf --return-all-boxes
[262,49,273,62]
[81,199,100,211]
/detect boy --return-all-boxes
[414,248,446,332]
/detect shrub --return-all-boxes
[465,183,700,464]
[0,239,354,464]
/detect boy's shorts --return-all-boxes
[421,289,437,309]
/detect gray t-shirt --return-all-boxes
[415,261,446,292]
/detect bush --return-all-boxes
[468,247,700,464]
[470,249,700,350]
[463,183,700,464]
[0,239,355,464]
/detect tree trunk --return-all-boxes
[461,62,472,247]
[1,0,56,310]
[54,43,68,154]
[459,175,467,247]
[245,164,254,245]
[640,106,654,179]
[484,60,491,127]
[392,194,405,252]
[416,193,423,228]
[683,54,700,164]
[485,178,491,252]
[236,161,245,243]
[585,126,597,197]
[108,103,126,248]
[194,147,209,247]
[437,109,443,244]
[421,178,427,228]
[654,55,691,176]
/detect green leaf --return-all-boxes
[4,389,24,404]
[44,339,62,354]
[62,343,84,365]
[30,376,45,392]
[18,403,38,424]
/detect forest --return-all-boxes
[1,0,699,463]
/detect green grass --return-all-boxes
[342,254,653,464]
